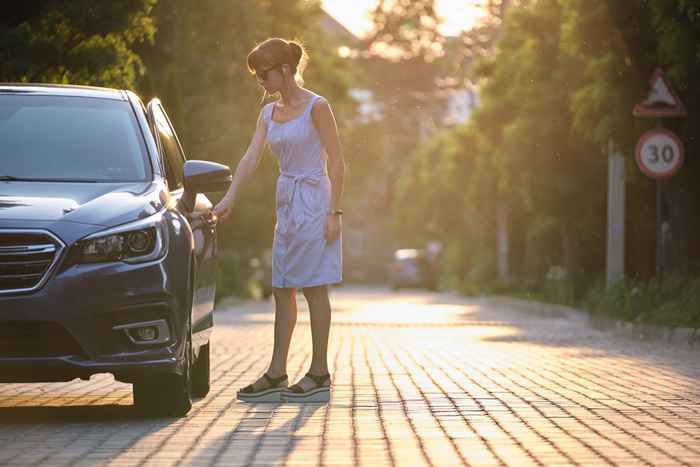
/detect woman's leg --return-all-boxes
[268,287,297,377]
[302,285,331,375]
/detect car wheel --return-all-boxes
[191,341,210,398]
[133,331,193,417]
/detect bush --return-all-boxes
[215,249,256,304]
[583,276,700,329]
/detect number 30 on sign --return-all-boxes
[635,128,684,179]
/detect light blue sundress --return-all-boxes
[263,93,342,289]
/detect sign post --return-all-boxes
[606,140,625,287]
[633,68,686,279]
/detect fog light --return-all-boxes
[112,319,170,346]
[136,326,158,341]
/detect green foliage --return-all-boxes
[0,0,156,88]
[393,0,608,293]
[584,276,700,329]
[393,128,467,243]
[214,250,256,302]
[561,0,647,149]
[391,0,700,326]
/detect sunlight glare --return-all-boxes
[321,0,487,37]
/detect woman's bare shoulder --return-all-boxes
[298,88,324,103]
[258,100,277,121]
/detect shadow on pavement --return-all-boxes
[187,402,325,465]
[0,403,184,424]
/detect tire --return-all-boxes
[133,332,192,417]
[191,341,210,398]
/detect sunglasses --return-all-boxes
[255,64,282,81]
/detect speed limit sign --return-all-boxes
[635,128,684,179]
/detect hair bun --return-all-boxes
[288,41,303,67]
[247,38,308,84]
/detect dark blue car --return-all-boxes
[0,84,231,416]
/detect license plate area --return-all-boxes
[0,322,84,358]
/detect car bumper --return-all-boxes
[0,254,190,383]
[0,354,178,383]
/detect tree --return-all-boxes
[394,0,700,296]
[393,0,610,293]
[0,0,156,88]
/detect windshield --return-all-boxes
[0,95,151,182]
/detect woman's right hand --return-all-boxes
[213,200,233,222]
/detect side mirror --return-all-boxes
[180,160,232,212]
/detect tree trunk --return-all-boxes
[497,201,510,282]
[562,222,576,281]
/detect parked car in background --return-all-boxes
[0,84,231,417]
[389,248,437,291]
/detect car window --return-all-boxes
[150,103,186,190]
[0,95,150,182]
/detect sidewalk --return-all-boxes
[488,294,700,349]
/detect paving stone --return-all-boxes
[0,287,699,466]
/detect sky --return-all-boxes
[320,0,486,38]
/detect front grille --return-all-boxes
[0,322,85,358]
[0,230,64,294]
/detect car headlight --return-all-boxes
[76,211,169,264]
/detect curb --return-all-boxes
[489,295,700,349]
[588,313,700,348]
[486,296,588,321]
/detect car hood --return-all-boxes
[0,181,167,227]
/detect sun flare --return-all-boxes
[321,0,487,38]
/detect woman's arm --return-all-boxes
[213,109,268,220]
[312,98,345,243]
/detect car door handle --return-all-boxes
[190,212,216,230]
[206,213,218,227]
[198,212,217,232]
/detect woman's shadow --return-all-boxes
[0,400,327,465]
[195,402,327,465]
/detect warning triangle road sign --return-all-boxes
[633,68,687,118]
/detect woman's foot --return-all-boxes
[282,372,331,403]
[237,372,288,402]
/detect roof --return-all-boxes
[319,10,359,45]
[0,83,124,100]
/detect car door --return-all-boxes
[147,99,217,341]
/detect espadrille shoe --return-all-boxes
[282,372,331,403]
[237,373,288,402]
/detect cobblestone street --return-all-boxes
[1,286,699,466]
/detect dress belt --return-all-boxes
[278,169,325,235]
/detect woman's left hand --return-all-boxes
[325,214,341,244]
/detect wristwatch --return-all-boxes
[328,209,343,216]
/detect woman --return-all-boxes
[213,38,345,403]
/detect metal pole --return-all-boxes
[656,118,663,281]
[606,139,625,288]
[656,179,662,280]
